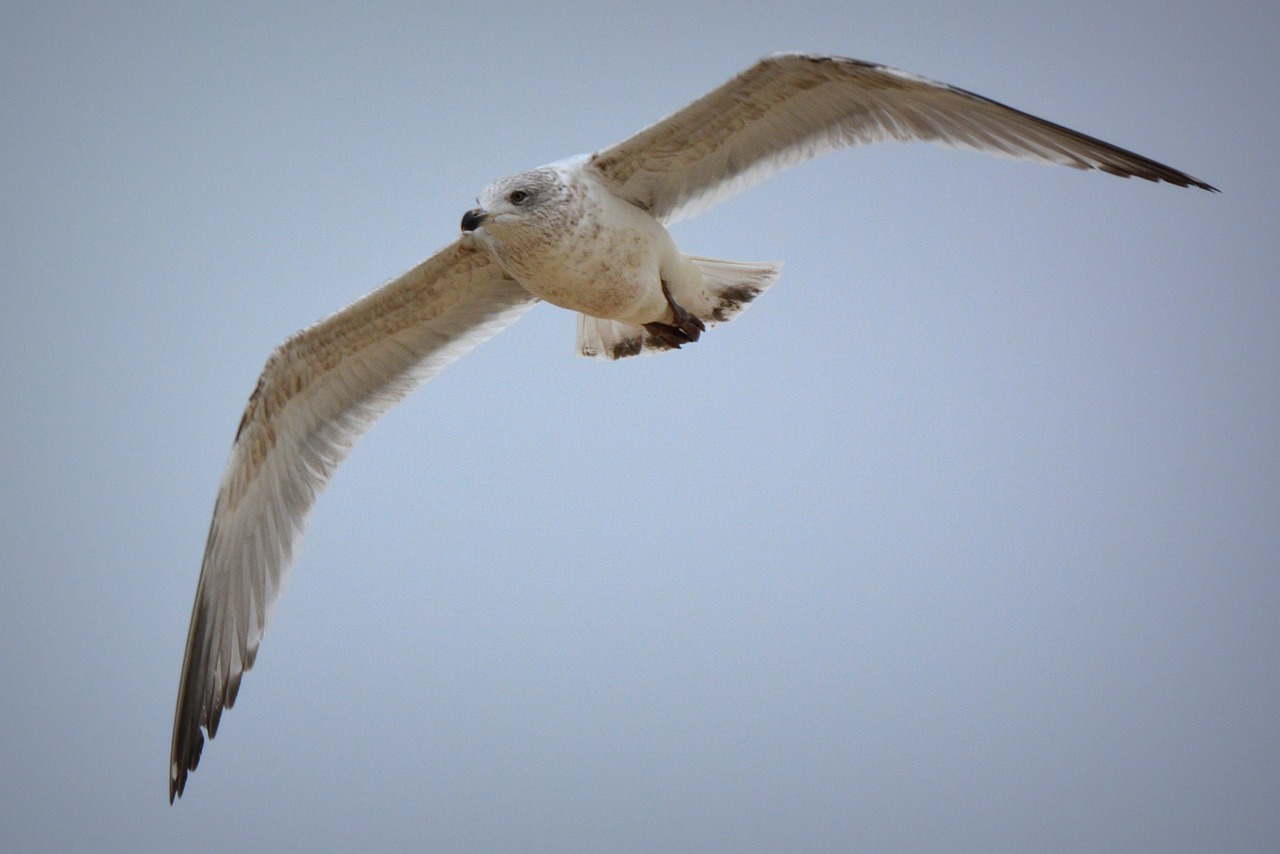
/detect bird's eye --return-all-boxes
[508,189,529,205]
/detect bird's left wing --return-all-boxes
[588,53,1215,225]
[170,240,536,801]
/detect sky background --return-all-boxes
[2,2,1276,852]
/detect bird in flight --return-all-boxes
[170,52,1215,801]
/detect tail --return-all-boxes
[576,256,782,360]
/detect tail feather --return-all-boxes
[576,315,646,360]
[681,255,783,323]
[576,256,782,360]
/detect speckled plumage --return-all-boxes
[171,52,1214,802]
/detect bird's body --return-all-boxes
[170,52,1215,802]
[463,157,781,356]
[467,158,697,325]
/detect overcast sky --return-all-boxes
[2,2,1276,852]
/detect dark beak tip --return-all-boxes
[461,209,486,232]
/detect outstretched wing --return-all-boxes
[588,53,1215,225]
[170,240,537,801]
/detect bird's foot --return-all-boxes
[643,280,706,349]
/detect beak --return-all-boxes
[460,208,488,233]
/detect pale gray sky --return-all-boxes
[2,2,1276,852]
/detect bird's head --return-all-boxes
[461,168,567,238]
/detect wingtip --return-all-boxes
[169,718,205,803]
[1161,172,1219,193]
[1135,169,1218,192]
[1142,165,1218,192]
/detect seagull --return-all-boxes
[169,52,1215,801]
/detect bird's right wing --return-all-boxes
[588,53,1215,225]
[170,239,536,801]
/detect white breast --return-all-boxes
[512,167,692,325]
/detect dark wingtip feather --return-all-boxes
[169,714,205,803]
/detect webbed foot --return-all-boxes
[643,279,706,349]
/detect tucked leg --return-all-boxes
[643,279,706,349]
